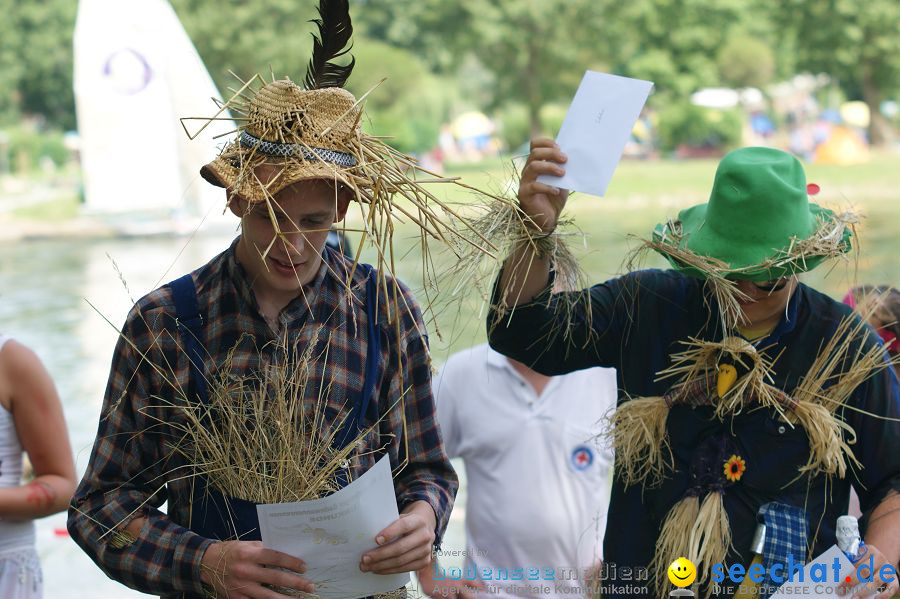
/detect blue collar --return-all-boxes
[751,283,804,347]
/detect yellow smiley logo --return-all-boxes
[667,557,697,587]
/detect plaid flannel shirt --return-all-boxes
[489,268,900,598]
[68,239,458,598]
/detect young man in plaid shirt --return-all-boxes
[67,5,460,597]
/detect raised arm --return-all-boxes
[497,137,570,307]
[0,340,76,520]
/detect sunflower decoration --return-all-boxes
[723,455,746,483]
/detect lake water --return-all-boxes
[0,232,470,598]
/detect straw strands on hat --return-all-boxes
[626,210,860,331]
[625,219,751,331]
[181,0,501,334]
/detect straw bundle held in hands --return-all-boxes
[168,329,377,506]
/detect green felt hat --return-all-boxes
[651,147,853,281]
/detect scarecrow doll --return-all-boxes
[486,139,900,598]
[66,2,493,597]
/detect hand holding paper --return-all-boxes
[768,545,855,598]
[537,71,653,197]
[256,456,410,599]
[360,500,437,574]
[518,138,570,233]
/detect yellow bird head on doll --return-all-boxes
[715,336,757,398]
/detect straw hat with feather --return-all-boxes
[628,146,859,329]
[182,0,500,329]
[200,82,367,203]
[194,0,370,204]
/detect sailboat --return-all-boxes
[73,0,236,236]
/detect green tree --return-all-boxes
[603,0,767,103]
[352,0,468,74]
[0,0,78,129]
[717,36,776,89]
[356,0,607,138]
[775,0,900,145]
[171,0,318,93]
[346,40,453,153]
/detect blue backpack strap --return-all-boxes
[333,265,382,482]
[360,265,381,431]
[168,274,208,406]
[168,274,263,544]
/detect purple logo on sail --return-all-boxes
[103,48,153,95]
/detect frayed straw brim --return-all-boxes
[647,209,857,282]
[627,210,859,330]
[185,73,504,337]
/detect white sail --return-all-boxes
[74,0,234,233]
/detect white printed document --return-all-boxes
[769,545,855,598]
[257,455,409,599]
[537,70,653,197]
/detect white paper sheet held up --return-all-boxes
[537,71,652,197]
[769,545,855,598]
[257,455,409,599]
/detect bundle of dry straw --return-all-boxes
[435,190,595,354]
[166,329,380,505]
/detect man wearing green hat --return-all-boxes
[487,138,900,598]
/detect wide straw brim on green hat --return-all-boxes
[650,146,853,282]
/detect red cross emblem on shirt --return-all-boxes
[571,445,593,471]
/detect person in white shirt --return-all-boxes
[418,343,617,599]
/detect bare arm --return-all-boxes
[864,490,900,564]
[839,492,900,598]
[497,138,570,307]
[0,340,76,519]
